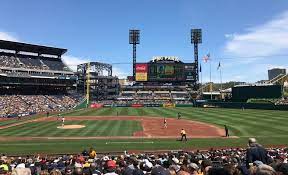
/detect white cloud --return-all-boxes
[0,31,19,41]
[62,55,129,78]
[224,11,288,59]
[112,67,129,79]
[62,55,90,71]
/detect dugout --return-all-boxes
[232,85,283,102]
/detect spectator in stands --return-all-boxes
[89,147,97,159]
[0,145,288,175]
[246,138,268,168]
[105,160,118,175]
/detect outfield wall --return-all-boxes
[196,101,288,110]
[101,104,194,108]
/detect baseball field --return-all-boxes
[0,107,287,155]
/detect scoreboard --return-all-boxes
[135,63,196,82]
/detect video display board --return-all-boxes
[148,64,184,81]
[135,63,196,82]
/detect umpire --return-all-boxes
[224,125,229,137]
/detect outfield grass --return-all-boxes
[64,107,288,137]
[0,107,287,155]
[0,116,39,127]
[0,120,142,137]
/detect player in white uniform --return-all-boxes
[163,117,167,129]
[61,117,65,127]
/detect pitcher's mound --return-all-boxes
[57,125,86,129]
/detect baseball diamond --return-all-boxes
[0,107,287,155]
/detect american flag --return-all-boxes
[203,53,210,63]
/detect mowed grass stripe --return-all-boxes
[127,108,139,116]
[119,108,129,116]
[167,108,246,136]
[177,108,267,136]
[0,122,51,136]
[65,108,97,116]
[192,108,288,134]
[0,120,141,137]
[4,122,55,136]
[84,120,107,136]
[175,108,288,136]
[104,120,120,136]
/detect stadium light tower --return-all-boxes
[129,29,140,81]
[191,29,202,86]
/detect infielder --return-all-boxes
[57,114,61,121]
[177,112,182,119]
[163,117,167,129]
[180,128,187,141]
[61,116,65,127]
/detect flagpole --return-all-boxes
[220,66,222,91]
[210,59,212,100]
[201,65,203,95]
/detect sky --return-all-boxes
[1,0,288,82]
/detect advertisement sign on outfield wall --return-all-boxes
[163,103,176,108]
[131,104,144,107]
[135,64,148,81]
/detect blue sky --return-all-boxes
[1,0,288,82]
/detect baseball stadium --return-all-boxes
[1,2,288,174]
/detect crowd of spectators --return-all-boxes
[116,91,192,105]
[0,55,21,68]
[0,54,68,71]
[0,139,287,175]
[0,95,80,118]
[275,97,288,105]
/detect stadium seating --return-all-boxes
[275,97,288,105]
[0,53,69,71]
[0,147,287,175]
[42,59,67,71]
[115,90,193,105]
[0,95,80,118]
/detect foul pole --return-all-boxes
[86,62,90,107]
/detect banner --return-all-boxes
[163,103,176,108]
[135,64,148,81]
[90,103,103,108]
[135,73,147,81]
[103,104,112,107]
[131,104,144,108]
[144,104,161,107]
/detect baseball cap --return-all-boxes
[107,160,116,168]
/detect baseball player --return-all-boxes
[224,125,229,137]
[61,116,65,127]
[180,128,187,141]
[57,114,61,121]
[163,117,167,129]
[177,112,182,120]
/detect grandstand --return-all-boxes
[0,40,80,118]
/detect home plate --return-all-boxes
[105,141,154,145]
[57,125,86,129]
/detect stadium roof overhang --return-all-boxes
[0,40,67,56]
